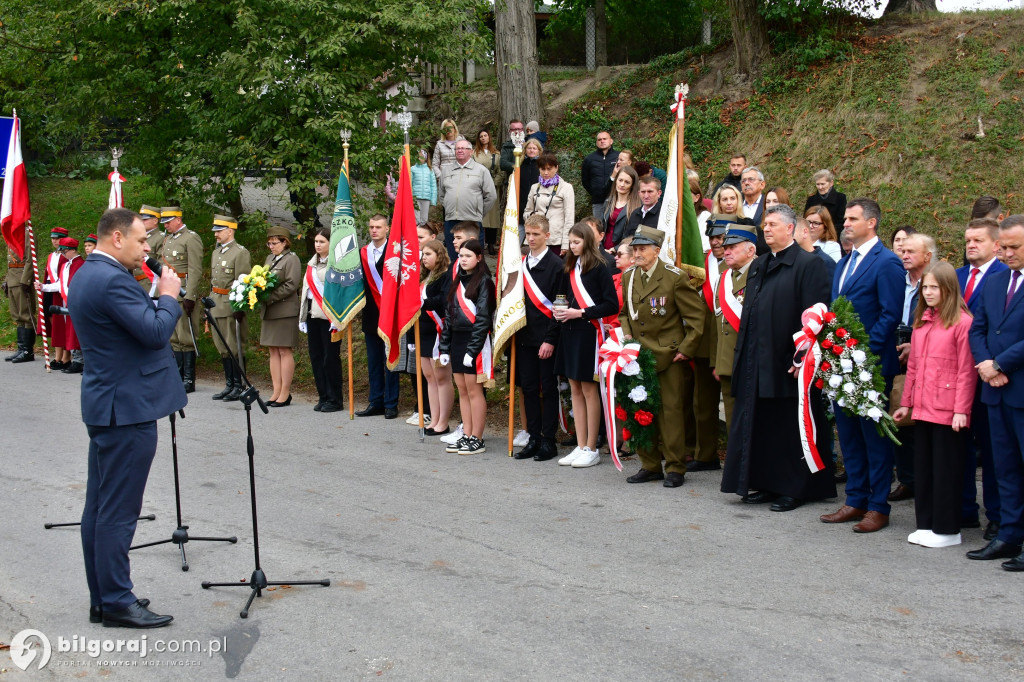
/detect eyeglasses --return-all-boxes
[806,220,824,227]
[266,240,282,246]
[614,252,629,258]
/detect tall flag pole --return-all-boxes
[376,152,420,371]
[1,110,48,370]
[108,147,125,209]
[396,111,425,440]
[657,84,705,282]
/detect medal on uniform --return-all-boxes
[649,297,657,315]
[659,297,666,316]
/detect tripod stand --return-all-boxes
[130,409,238,570]
[45,514,155,530]
[199,300,329,617]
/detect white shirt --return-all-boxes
[742,195,762,219]
[838,236,879,289]
[370,241,386,263]
[527,248,549,269]
[969,256,998,280]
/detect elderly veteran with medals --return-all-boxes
[617,225,705,488]
[159,205,204,393]
[714,221,758,432]
[208,214,251,401]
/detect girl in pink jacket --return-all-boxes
[893,262,976,549]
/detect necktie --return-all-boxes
[964,267,980,302]
[841,249,860,292]
[641,272,649,289]
[1006,270,1021,312]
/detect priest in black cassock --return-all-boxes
[721,204,836,512]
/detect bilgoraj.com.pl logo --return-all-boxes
[8,628,226,669]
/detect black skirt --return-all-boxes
[450,330,475,374]
[554,318,599,382]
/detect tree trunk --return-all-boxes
[883,0,937,14]
[594,0,608,68]
[494,0,543,141]
[726,0,769,79]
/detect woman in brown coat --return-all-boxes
[261,225,302,407]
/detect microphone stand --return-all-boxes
[199,298,329,618]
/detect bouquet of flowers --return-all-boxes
[614,347,662,453]
[229,264,279,312]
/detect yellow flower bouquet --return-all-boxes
[229,264,280,311]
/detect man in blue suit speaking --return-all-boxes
[67,208,187,628]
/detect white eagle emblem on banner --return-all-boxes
[385,238,417,285]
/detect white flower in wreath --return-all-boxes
[840,358,853,373]
[867,390,879,402]
[829,375,843,389]
[622,360,641,376]
[558,381,569,392]
[852,349,867,365]
[628,385,648,403]
[837,397,846,407]
[867,406,884,421]
[568,409,574,418]
[843,382,856,394]
[859,371,871,383]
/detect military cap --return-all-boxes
[212,214,238,231]
[266,225,291,240]
[631,225,665,248]
[85,234,98,244]
[160,206,182,224]
[140,205,161,219]
[57,237,79,249]
[722,223,758,246]
[50,226,69,239]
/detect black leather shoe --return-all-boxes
[49,360,68,371]
[514,439,541,459]
[533,440,559,462]
[1001,552,1024,572]
[961,516,981,529]
[626,468,665,484]
[384,407,399,419]
[62,361,84,374]
[355,405,384,417]
[663,472,685,488]
[770,496,803,512]
[102,600,172,628]
[742,491,778,504]
[91,599,150,624]
[320,402,342,413]
[423,426,450,436]
[269,394,291,408]
[966,539,1022,560]
[687,459,721,472]
[985,521,1000,541]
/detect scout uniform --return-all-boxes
[617,225,705,479]
[208,214,251,401]
[160,206,204,392]
[133,204,164,288]
[56,237,86,374]
[40,227,69,365]
[716,222,757,432]
[5,224,36,363]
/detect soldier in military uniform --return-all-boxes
[159,206,204,392]
[133,204,164,289]
[714,222,757,433]
[207,214,251,401]
[4,224,37,363]
[617,225,705,488]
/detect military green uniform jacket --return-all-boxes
[714,262,752,378]
[5,228,34,288]
[696,258,728,363]
[161,226,204,302]
[133,228,165,282]
[618,259,704,372]
[209,240,251,318]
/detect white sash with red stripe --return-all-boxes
[793,303,829,473]
[59,256,81,300]
[305,263,326,308]
[456,282,494,383]
[702,250,720,315]
[361,244,383,308]
[717,268,742,333]
[569,262,606,379]
[522,256,553,318]
[43,252,62,293]
[421,280,443,360]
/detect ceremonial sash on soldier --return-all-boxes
[717,269,742,333]
[360,244,383,309]
[569,261,606,378]
[421,280,443,360]
[455,282,494,383]
[522,256,554,318]
[702,251,721,315]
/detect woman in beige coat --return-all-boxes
[523,152,575,254]
[261,225,302,407]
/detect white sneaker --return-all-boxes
[440,424,464,445]
[558,447,584,466]
[907,529,927,545]
[513,429,530,447]
[571,447,601,468]
[406,412,429,425]
[917,531,962,548]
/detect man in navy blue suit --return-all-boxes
[67,208,187,628]
[820,198,905,533]
[967,215,1024,569]
[958,217,1007,541]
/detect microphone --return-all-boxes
[49,305,70,315]
[146,257,185,297]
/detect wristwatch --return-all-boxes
[991,359,1003,373]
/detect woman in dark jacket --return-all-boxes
[517,138,543,220]
[439,239,495,455]
[804,169,847,232]
[416,239,454,435]
[260,225,302,407]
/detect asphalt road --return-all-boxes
[1,361,1021,680]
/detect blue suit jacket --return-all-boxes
[67,254,187,426]
[968,267,1024,408]
[957,259,1008,312]
[832,239,905,378]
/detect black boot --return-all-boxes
[212,358,232,400]
[182,351,196,393]
[11,327,36,363]
[174,351,184,380]
[223,362,243,402]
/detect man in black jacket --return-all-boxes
[711,152,747,197]
[514,215,565,462]
[580,131,620,219]
[499,119,525,174]
[616,176,662,245]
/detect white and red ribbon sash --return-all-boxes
[43,252,62,293]
[306,263,326,309]
[793,302,829,474]
[598,328,640,472]
[360,244,383,308]
[702,250,721,315]
[717,268,742,333]
[456,282,494,382]
[522,256,554,318]
[421,281,443,359]
[570,262,606,377]
[59,255,81,301]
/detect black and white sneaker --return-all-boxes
[458,436,486,455]
[446,436,469,454]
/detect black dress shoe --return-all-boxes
[742,491,778,504]
[663,472,685,488]
[966,539,1022,560]
[961,517,981,529]
[1001,552,1024,571]
[102,600,172,629]
[770,496,803,512]
[984,521,1000,541]
[62,361,84,374]
[313,401,323,412]
[49,360,68,371]
[514,439,541,459]
[384,407,399,419]
[533,440,559,462]
[626,468,665,483]
[355,405,385,417]
[687,459,721,472]
[320,402,342,413]
[423,426,450,436]
[91,599,150,624]
[268,394,291,408]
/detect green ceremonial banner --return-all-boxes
[322,165,365,329]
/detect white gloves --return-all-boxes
[407,344,416,352]
[463,353,473,368]
[298,322,308,334]
[439,354,450,367]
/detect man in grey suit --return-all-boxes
[67,208,187,629]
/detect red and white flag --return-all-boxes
[1,114,30,260]
[108,171,125,209]
[377,154,421,369]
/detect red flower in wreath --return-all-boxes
[615,405,627,421]
[622,427,632,441]
[821,338,833,349]
[634,410,654,426]
[846,338,858,348]
[815,378,825,389]
[836,328,848,339]
[820,361,831,372]
[823,312,837,323]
